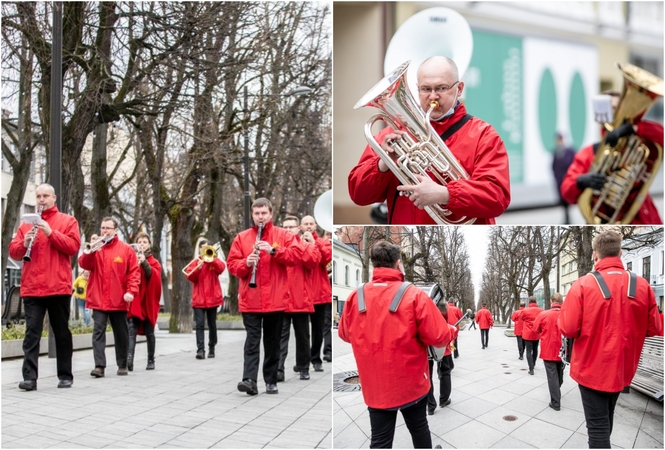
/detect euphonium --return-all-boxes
[579,62,664,224]
[354,61,475,224]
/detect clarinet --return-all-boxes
[249,222,264,288]
[23,205,44,262]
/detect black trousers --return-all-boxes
[579,384,621,448]
[193,307,217,352]
[310,303,326,365]
[92,309,129,369]
[525,339,540,371]
[516,335,524,358]
[279,312,311,372]
[242,311,284,384]
[426,360,436,410]
[452,338,459,358]
[544,360,564,408]
[322,302,332,358]
[437,355,454,404]
[368,397,432,448]
[128,317,156,360]
[22,295,73,382]
[480,328,489,347]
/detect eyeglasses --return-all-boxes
[418,81,459,95]
[100,226,116,230]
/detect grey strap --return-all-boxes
[628,271,637,299]
[590,271,611,299]
[357,283,366,313]
[389,282,413,312]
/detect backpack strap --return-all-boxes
[439,114,473,141]
[627,271,637,299]
[589,271,611,299]
[389,282,413,312]
[357,283,367,313]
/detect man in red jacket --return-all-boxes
[301,215,333,368]
[447,299,463,358]
[185,239,226,360]
[510,302,525,360]
[475,303,493,349]
[227,198,300,396]
[348,56,510,224]
[277,215,319,382]
[534,294,564,411]
[9,184,81,390]
[79,217,140,378]
[521,296,543,375]
[560,91,663,224]
[559,231,662,448]
[426,301,459,414]
[339,241,454,448]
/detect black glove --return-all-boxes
[577,173,607,190]
[604,120,635,147]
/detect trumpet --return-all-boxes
[84,236,112,253]
[23,205,44,262]
[181,242,221,277]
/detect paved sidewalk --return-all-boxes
[3,328,332,448]
[333,326,663,449]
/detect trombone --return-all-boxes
[182,242,221,277]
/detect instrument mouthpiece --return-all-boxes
[429,100,439,110]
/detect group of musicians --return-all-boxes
[9,189,332,397]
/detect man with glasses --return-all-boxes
[79,217,140,378]
[349,56,510,224]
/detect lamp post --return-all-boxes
[242,85,313,229]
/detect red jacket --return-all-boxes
[79,237,140,311]
[534,303,562,361]
[511,306,525,336]
[560,120,663,225]
[339,268,452,409]
[9,206,80,297]
[185,257,225,309]
[312,233,332,305]
[128,254,162,334]
[521,302,544,341]
[286,237,320,313]
[558,257,662,392]
[227,222,299,313]
[447,302,463,328]
[475,307,493,329]
[348,103,511,224]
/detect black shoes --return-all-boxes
[266,383,279,394]
[127,353,134,372]
[428,406,436,415]
[549,402,560,411]
[146,360,155,370]
[19,380,37,391]
[313,363,324,372]
[57,379,73,389]
[277,371,285,382]
[196,350,205,360]
[208,347,215,358]
[300,371,310,380]
[519,356,524,360]
[117,367,128,376]
[528,370,534,375]
[323,354,332,362]
[482,346,486,349]
[440,399,451,408]
[237,379,258,396]
[90,367,105,378]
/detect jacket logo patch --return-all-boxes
[272,242,280,248]
[114,256,124,263]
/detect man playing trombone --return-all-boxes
[9,183,80,390]
[227,198,300,396]
[184,239,226,360]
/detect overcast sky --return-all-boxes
[461,226,490,307]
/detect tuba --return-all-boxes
[578,62,663,224]
[354,7,475,225]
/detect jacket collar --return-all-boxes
[41,205,59,220]
[253,221,273,233]
[594,256,624,272]
[430,102,468,133]
[371,267,405,283]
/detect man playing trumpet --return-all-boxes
[349,56,510,224]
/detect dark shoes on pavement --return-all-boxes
[266,383,279,394]
[549,402,560,411]
[117,367,128,376]
[277,371,285,382]
[146,360,155,370]
[237,379,258,396]
[428,406,436,415]
[313,363,324,372]
[196,350,205,360]
[90,367,105,378]
[440,399,451,408]
[57,379,73,389]
[528,370,534,375]
[208,347,215,358]
[323,354,332,362]
[300,371,310,380]
[519,356,524,360]
[19,380,37,391]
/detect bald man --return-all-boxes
[301,215,333,369]
[349,56,510,224]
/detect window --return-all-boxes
[355,269,360,286]
[643,256,651,282]
[332,261,337,284]
[626,261,633,271]
[344,265,350,286]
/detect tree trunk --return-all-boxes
[169,209,195,333]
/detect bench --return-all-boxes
[1,285,24,326]
[630,336,663,402]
